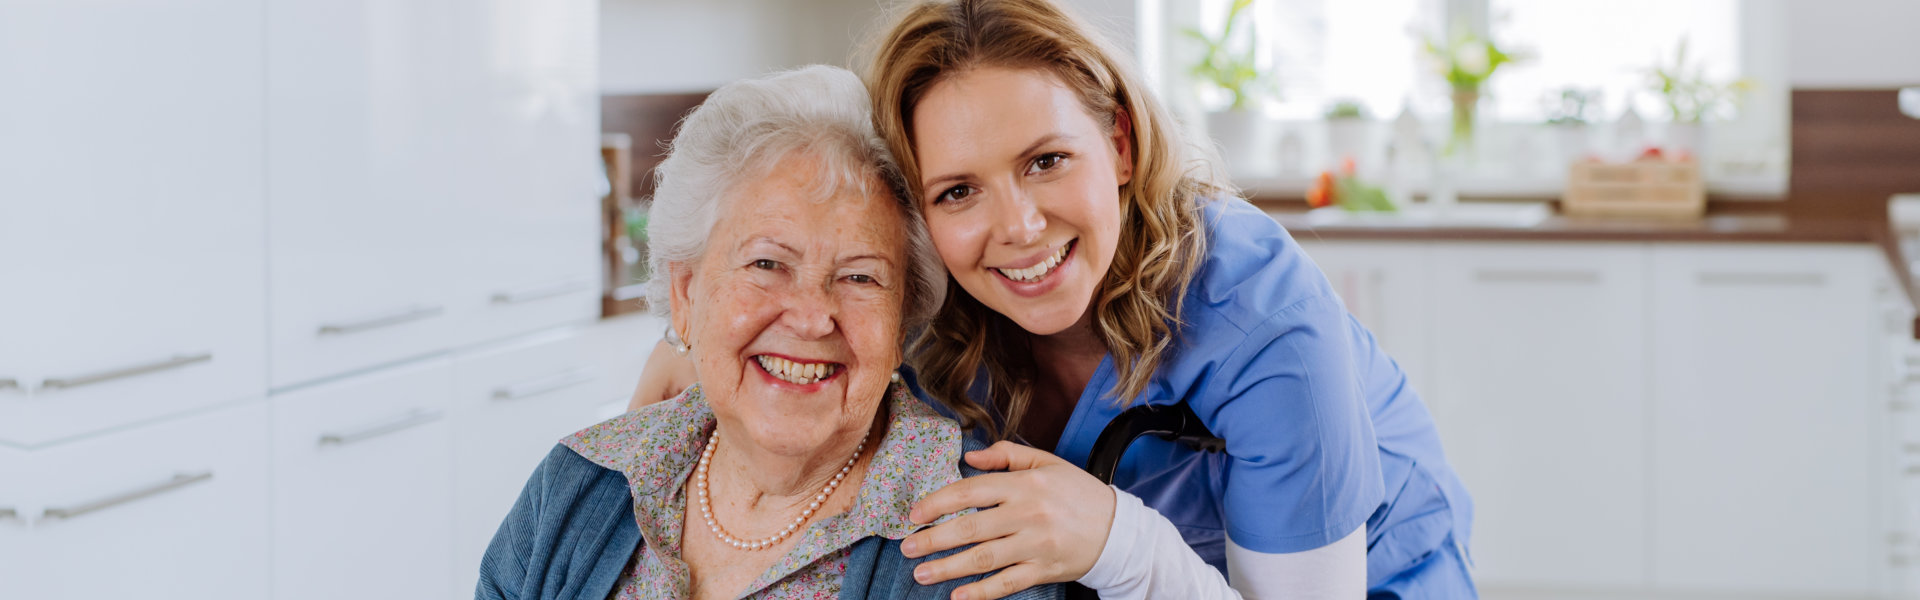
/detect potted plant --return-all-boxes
[1542,87,1599,164]
[1185,0,1277,174]
[1422,29,1523,156]
[1645,37,1754,159]
[1323,98,1374,166]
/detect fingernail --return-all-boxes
[913,566,932,584]
[901,539,918,555]
[952,591,968,600]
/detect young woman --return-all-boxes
[859,1,1475,599]
[632,1,1475,597]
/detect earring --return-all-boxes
[890,371,902,384]
[665,324,691,356]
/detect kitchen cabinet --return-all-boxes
[450,328,614,592]
[444,0,603,348]
[5,401,271,600]
[1648,244,1883,596]
[1293,240,1435,400]
[0,0,267,446]
[265,0,464,388]
[1427,243,1652,590]
[271,359,455,600]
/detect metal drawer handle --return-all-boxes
[1907,443,1920,455]
[318,409,443,447]
[1696,272,1827,287]
[0,507,15,520]
[318,305,444,336]
[39,471,213,522]
[492,369,596,402]
[1909,464,1920,476]
[41,352,213,391]
[1472,269,1600,284]
[491,279,591,305]
[1897,400,1916,413]
[0,378,17,391]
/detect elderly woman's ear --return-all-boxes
[668,261,697,352]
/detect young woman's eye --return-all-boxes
[934,185,975,205]
[1027,152,1067,175]
[751,259,780,271]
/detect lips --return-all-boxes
[753,354,843,386]
[993,240,1074,283]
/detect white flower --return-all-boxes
[1455,42,1490,79]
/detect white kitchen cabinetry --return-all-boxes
[1428,243,1652,590]
[0,0,266,446]
[5,401,271,600]
[265,0,464,388]
[445,0,603,348]
[272,359,455,600]
[1649,244,1884,595]
[450,329,614,591]
[1294,240,1435,397]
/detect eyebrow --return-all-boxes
[920,132,1071,193]
[743,235,800,256]
[746,236,896,267]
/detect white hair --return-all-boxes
[645,65,947,340]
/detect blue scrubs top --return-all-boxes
[942,198,1475,595]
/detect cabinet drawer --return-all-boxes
[5,401,270,600]
[450,328,614,588]
[272,358,454,600]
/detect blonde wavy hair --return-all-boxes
[864,0,1224,441]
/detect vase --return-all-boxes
[1665,122,1705,161]
[1325,117,1375,168]
[1206,109,1274,178]
[1448,85,1480,158]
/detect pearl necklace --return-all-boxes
[695,428,868,551]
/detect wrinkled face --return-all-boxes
[910,66,1132,336]
[670,153,908,458]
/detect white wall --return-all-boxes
[598,0,1139,94]
[598,0,880,94]
[1787,0,1920,88]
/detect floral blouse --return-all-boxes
[561,381,966,599]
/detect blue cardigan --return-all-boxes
[476,442,1063,600]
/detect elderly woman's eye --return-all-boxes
[751,259,780,270]
[1027,152,1067,174]
[846,274,876,285]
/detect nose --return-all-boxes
[992,188,1046,246]
[779,280,837,340]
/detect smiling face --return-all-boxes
[669,152,907,458]
[910,66,1132,337]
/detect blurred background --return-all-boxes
[2,0,1918,598]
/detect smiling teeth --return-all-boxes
[755,355,839,385]
[996,243,1070,283]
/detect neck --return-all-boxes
[1030,306,1107,372]
[706,407,885,513]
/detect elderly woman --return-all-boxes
[476,66,1059,600]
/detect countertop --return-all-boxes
[1251,198,1920,338]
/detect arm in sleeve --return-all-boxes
[1206,295,1384,554]
[1077,487,1242,600]
[1226,526,1366,600]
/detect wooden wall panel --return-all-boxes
[601,92,711,201]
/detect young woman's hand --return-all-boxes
[901,441,1116,600]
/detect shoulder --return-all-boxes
[841,537,1066,600]
[480,444,640,600]
[1184,196,1339,333]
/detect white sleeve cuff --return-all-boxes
[1075,486,1241,600]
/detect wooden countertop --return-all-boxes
[1252,197,1920,338]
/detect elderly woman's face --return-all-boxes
[670,152,908,457]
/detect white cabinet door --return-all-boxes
[1649,244,1882,595]
[444,0,602,348]
[450,328,614,590]
[0,0,266,446]
[1295,240,1434,401]
[6,401,270,600]
[272,359,454,600]
[266,0,463,388]
[1428,243,1650,589]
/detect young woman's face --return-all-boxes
[910,66,1132,337]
